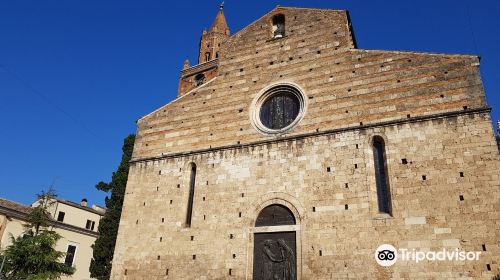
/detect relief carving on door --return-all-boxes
[253,204,297,280]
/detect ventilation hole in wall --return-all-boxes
[230,234,234,239]
[345,204,348,210]
[229,269,232,275]
[177,184,180,188]
[345,183,349,188]
[281,60,284,63]
[402,158,408,164]
[327,167,331,172]
[440,94,444,98]
[459,195,464,201]
[312,207,316,212]
[206,181,209,185]
[157,255,161,260]
[302,39,305,42]
[124,269,127,275]
[316,128,319,132]
[238,109,243,113]
[229,86,233,89]
[407,59,412,62]
[407,114,411,118]
[193,92,196,96]
[299,56,302,59]
[294,16,297,20]
[355,144,358,149]
[181,121,184,123]
[319,250,323,256]
[308,96,314,99]
[253,80,257,83]
[397,80,401,83]
[360,122,363,125]
[159,170,162,175]
[270,61,274,65]
[166,269,169,275]
[463,106,468,110]
[482,244,486,251]
[347,88,351,92]
[256,65,259,68]
[317,50,321,54]
[161,218,164,223]
[240,68,243,72]
[203,214,206,220]
[143,202,146,206]
[233,254,236,259]
[156,186,159,191]
[279,75,283,78]
[237,141,241,144]
[422,175,427,181]
[460,172,464,177]
[289,57,293,60]
[487,264,491,271]
[444,71,448,74]
[136,220,139,224]
[160,237,162,242]
[191,236,194,241]
[238,212,242,217]
[256,51,259,54]
[380,65,384,68]
[192,255,196,260]
[309,68,313,72]
[170,200,173,204]
[210,133,213,136]
[352,70,356,74]
[354,164,358,169]
[202,197,205,201]
[345,110,349,113]
[335,47,339,50]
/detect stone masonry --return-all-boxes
[111,6,500,279]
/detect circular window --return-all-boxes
[251,83,306,134]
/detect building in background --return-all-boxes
[0,197,105,280]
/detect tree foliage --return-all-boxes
[90,134,135,280]
[0,189,75,280]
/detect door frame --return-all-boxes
[245,194,304,280]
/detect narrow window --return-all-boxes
[215,52,220,58]
[91,221,95,231]
[57,211,65,222]
[272,14,285,38]
[64,245,77,266]
[195,74,205,86]
[373,136,392,214]
[85,219,92,230]
[186,163,197,227]
[205,52,210,62]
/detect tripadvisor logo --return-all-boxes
[375,244,481,267]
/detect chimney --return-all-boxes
[80,198,88,207]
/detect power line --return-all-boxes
[0,63,104,143]
[465,0,479,55]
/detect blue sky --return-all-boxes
[1,0,499,206]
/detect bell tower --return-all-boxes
[178,3,231,97]
[198,2,230,64]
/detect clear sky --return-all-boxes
[1,0,499,206]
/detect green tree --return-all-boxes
[90,134,135,280]
[0,188,75,280]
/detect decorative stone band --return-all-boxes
[130,107,491,164]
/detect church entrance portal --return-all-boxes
[252,204,297,280]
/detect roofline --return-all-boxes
[56,199,105,216]
[0,204,99,238]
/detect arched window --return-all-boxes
[194,74,205,86]
[372,137,392,214]
[185,163,197,227]
[272,14,285,38]
[205,52,210,62]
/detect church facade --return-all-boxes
[111,6,499,279]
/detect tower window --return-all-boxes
[372,136,392,215]
[195,74,205,86]
[205,52,210,62]
[216,52,220,58]
[272,14,285,38]
[186,163,197,227]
